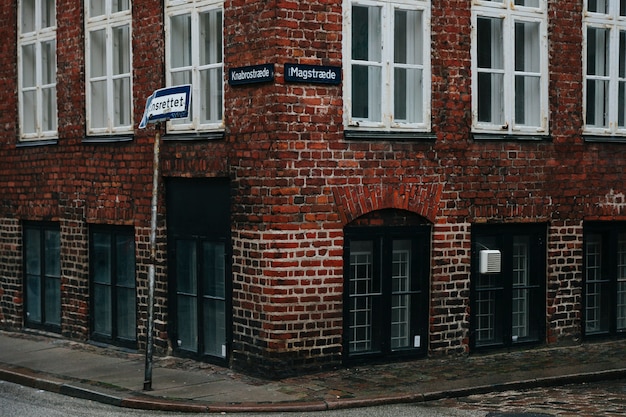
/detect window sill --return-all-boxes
[16,139,58,148]
[472,132,551,142]
[163,130,225,141]
[82,135,134,144]
[344,129,436,141]
[584,134,626,144]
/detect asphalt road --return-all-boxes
[0,379,481,417]
[3,378,626,416]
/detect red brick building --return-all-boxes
[1,0,625,377]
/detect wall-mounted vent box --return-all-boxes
[479,250,501,274]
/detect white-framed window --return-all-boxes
[471,0,548,135]
[19,0,57,141]
[85,0,133,136]
[165,0,223,133]
[343,0,431,132]
[584,0,626,136]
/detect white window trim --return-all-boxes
[471,0,549,136]
[165,0,224,134]
[85,1,133,136]
[583,0,626,136]
[343,0,432,133]
[18,0,57,141]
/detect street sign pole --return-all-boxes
[144,122,161,391]
[139,85,190,391]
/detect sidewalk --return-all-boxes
[0,330,624,413]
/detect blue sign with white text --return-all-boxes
[139,84,192,129]
[284,63,341,85]
[229,64,275,86]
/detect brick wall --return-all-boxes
[0,219,22,330]
[0,0,626,376]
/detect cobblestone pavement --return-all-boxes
[430,379,626,416]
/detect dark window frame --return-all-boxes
[23,221,61,332]
[583,222,626,339]
[89,225,137,349]
[343,224,431,364]
[470,223,547,352]
[166,177,232,366]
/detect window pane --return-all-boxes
[618,234,626,331]
[586,79,609,127]
[515,75,540,125]
[515,0,539,7]
[475,275,503,345]
[114,77,131,126]
[112,0,130,13]
[45,276,61,326]
[588,0,609,14]
[477,17,504,125]
[352,65,381,121]
[22,44,36,88]
[116,234,135,287]
[203,298,226,357]
[515,21,539,73]
[478,72,504,124]
[176,240,197,295]
[94,284,112,335]
[203,242,225,299]
[113,26,130,75]
[93,233,111,284]
[170,14,191,68]
[44,230,60,277]
[42,87,57,132]
[352,6,381,62]
[177,295,197,351]
[617,32,626,127]
[90,29,106,78]
[89,0,105,17]
[395,67,423,123]
[391,294,410,349]
[391,240,411,350]
[200,10,222,66]
[394,10,423,66]
[394,9,424,124]
[585,235,610,334]
[42,40,56,85]
[200,68,223,123]
[42,0,56,28]
[25,229,41,275]
[90,80,107,128]
[587,27,609,77]
[477,17,503,70]
[26,273,42,322]
[117,287,136,340]
[349,240,374,353]
[512,237,529,339]
[22,91,37,134]
[22,0,36,33]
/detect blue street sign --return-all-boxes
[139,84,192,129]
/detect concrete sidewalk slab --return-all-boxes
[0,330,625,413]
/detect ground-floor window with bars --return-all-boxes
[344,222,430,362]
[471,224,546,350]
[584,222,626,337]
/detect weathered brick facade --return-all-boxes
[0,0,625,377]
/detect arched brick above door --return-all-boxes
[332,183,444,226]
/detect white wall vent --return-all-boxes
[479,250,501,274]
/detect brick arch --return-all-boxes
[331,183,444,226]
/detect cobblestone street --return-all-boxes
[431,379,626,416]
